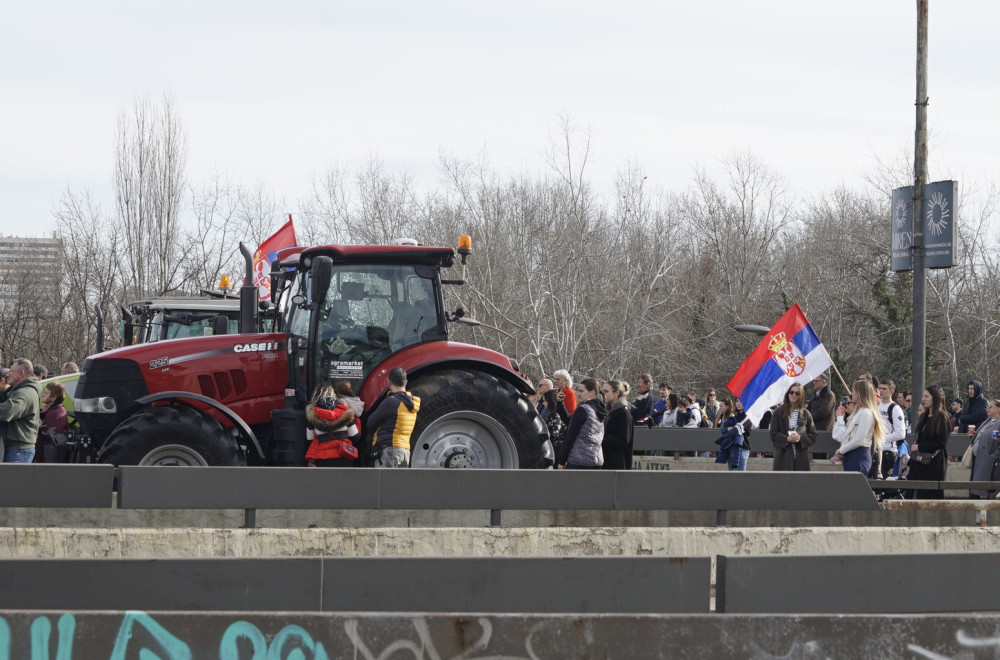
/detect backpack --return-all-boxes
[883,402,904,446]
[698,407,711,428]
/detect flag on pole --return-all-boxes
[252,216,297,301]
[727,303,834,427]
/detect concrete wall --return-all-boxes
[1,611,996,659]
[0,503,991,528]
[3,526,999,565]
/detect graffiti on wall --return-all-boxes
[2,611,533,660]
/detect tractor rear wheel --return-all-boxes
[406,369,547,469]
[98,406,244,466]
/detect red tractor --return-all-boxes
[72,238,552,468]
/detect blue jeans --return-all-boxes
[4,448,35,463]
[842,447,872,475]
[729,448,750,471]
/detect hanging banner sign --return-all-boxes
[890,180,957,272]
[923,180,957,269]
[891,186,913,272]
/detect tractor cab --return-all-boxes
[277,246,452,400]
[121,297,242,345]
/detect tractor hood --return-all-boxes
[76,333,288,435]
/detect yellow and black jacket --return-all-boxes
[368,390,421,451]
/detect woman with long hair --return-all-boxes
[769,383,818,471]
[658,393,681,428]
[832,379,885,475]
[907,384,951,499]
[539,388,566,458]
[704,389,721,428]
[601,380,634,470]
[557,378,608,469]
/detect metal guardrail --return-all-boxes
[717,552,1000,613]
[0,556,710,613]
[5,464,999,528]
[2,552,996,616]
[114,467,881,527]
[0,464,114,508]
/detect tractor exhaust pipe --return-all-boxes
[95,304,104,353]
[239,242,258,334]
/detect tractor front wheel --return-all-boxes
[98,406,244,466]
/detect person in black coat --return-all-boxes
[601,380,634,470]
[807,372,836,431]
[907,384,951,499]
[958,380,989,434]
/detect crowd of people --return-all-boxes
[0,359,79,464]
[3,354,993,494]
[529,371,752,471]
[526,369,996,496]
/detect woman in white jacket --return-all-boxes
[832,379,886,475]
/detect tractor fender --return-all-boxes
[134,391,265,460]
[359,342,533,412]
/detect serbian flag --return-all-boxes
[727,304,834,427]
[252,216,297,301]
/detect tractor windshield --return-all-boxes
[148,311,240,341]
[310,264,444,388]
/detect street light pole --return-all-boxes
[912,0,929,402]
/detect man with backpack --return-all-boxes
[877,379,908,479]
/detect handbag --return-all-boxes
[332,439,359,460]
[962,443,975,469]
[908,450,939,467]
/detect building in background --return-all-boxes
[0,236,63,304]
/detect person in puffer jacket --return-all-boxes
[557,377,608,469]
[305,382,359,467]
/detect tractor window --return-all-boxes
[316,264,442,386]
[163,316,239,340]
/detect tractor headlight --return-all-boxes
[74,396,117,414]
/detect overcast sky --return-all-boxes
[1,1,997,237]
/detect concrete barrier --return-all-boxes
[0,611,997,657]
[2,526,1000,570]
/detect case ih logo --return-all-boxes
[234,341,280,353]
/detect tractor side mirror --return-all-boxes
[211,315,229,336]
[309,256,333,306]
[121,306,135,345]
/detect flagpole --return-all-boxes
[794,304,850,394]
[829,363,852,395]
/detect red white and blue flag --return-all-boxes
[727,304,834,427]
[252,216,297,301]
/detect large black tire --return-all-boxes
[98,406,244,466]
[406,368,549,469]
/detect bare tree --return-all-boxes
[114,94,190,298]
[302,159,429,246]
[187,174,282,292]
